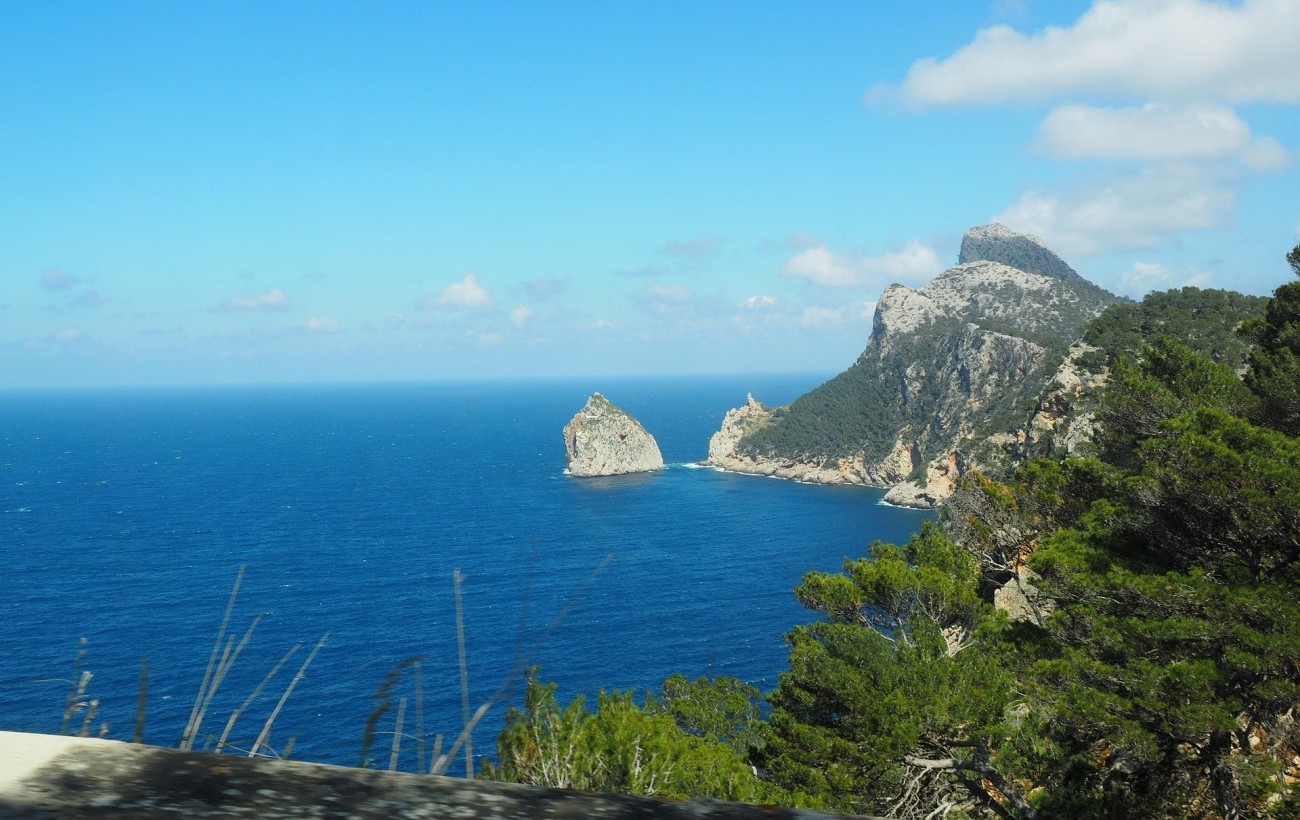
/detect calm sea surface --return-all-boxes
[0,375,932,769]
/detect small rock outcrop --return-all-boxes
[993,567,1056,628]
[563,393,664,477]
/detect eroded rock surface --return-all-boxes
[563,393,664,477]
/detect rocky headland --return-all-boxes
[704,224,1121,507]
[563,392,664,477]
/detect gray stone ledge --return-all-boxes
[0,731,872,819]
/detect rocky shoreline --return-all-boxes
[700,393,949,508]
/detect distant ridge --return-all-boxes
[958,223,1084,283]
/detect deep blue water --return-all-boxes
[0,375,932,771]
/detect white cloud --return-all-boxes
[1118,260,1215,298]
[215,287,292,312]
[994,163,1235,257]
[1034,102,1288,170]
[431,273,494,309]
[740,295,776,309]
[592,319,617,330]
[304,316,341,333]
[41,269,82,291]
[783,239,942,288]
[510,304,533,328]
[784,247,859,287]
[891,0,1300,108]
[53,328,81,342]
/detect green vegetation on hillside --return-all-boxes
[490,244,1300,818]
[1083,287,1269,368]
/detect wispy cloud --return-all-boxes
[740,295,777,309]
[1117,261,1214,298]
[614,266,670,279]
[994,163,1235,257]
[661,235,723,258]
[510,304,533,328]
[41,269,82,291]
[642,283,693,304]
[522,277,566,299]
[214,287,292,312]
[73,290,112,308]
[304,316,341,333]
[800,302,874,330]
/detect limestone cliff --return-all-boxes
[705,224,1121,506]
[563,392,664,477]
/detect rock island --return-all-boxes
[563,392,664,477]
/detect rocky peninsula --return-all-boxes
[704,224,1121,507]
[563,392,664,477]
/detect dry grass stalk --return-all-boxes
[249,631,328,758]
[430,554,614,778]
[215,642,302,754]
[454,568,473,778]
[181,565,246,750]
[413,660,426,775]
[189,614,264,749]
[389,696,407,771]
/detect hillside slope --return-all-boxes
[705,224,1120,506]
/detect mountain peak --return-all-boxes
[958,224,1082,283]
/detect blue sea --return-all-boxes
[0,375,932,771]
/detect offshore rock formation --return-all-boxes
[705,224,1121,507]
[563,392,664,477]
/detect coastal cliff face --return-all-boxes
[563,392,664,477]
[705,394,915,485]
[705,224,1121,506]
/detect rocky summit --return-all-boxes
[563,392,664,477]
[705,223,1121,507]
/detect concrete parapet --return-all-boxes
[0,731,868,819]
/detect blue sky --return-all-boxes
[3,1,1298,388]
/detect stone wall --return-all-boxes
[0,731,879,819]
